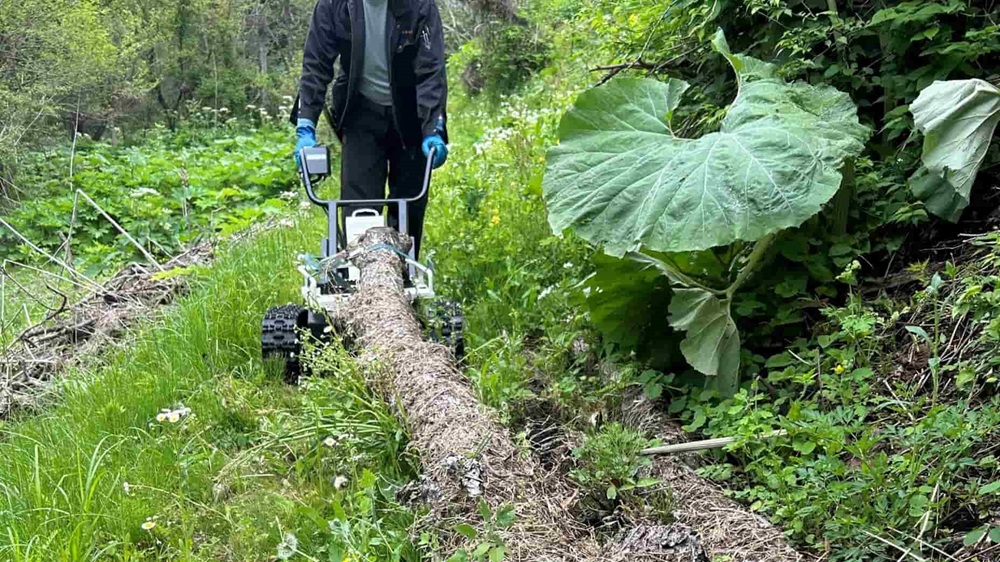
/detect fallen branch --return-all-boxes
[641,430,788,456]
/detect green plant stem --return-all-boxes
[627,251,727,296]
[726,234,776,298]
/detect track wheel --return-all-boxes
[262,305,307,385]
[421,300,466,363]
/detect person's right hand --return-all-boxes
[295,119,318,169]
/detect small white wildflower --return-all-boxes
[245,104,257,110]
[334,475,349,489]
[167,412,181,423]
[563,262,574,269]
[141,518,156,531]
[201,106,213,112]
[324,437,337,448]
[276,533,298,560]
[123,481,131,495]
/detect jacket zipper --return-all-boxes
[340,0,357,131]
[387,13,405,148]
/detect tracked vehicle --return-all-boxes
[262,146,464,383]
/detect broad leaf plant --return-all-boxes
[543,30,870,392]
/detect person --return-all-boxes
[291,0,449,258]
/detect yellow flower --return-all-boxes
[141,519,156,531]
[834,365,846,375]
[491,215,501,226]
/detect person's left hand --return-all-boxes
[422,135,448,169]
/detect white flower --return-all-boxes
[334,475,349,489]
[324,437,336,448]
[277,533,298,560]
[141,518,156,531]
[123,481,131,495]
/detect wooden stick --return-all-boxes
[641,430,788,456]
[76,189,165,272]
[0,218,102,291]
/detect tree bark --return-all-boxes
[329,227,601,560]
[618,394,805,562]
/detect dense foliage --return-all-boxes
[0,115,298,271]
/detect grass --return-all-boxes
[0,215,421,561]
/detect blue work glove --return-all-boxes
[422,135,448,169]
[294,119,318,169]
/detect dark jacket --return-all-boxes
[292,0,448,147]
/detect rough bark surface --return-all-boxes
[609,525,708,562]
[620,393,806,562]
[330,228,600,560]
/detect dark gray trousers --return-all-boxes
[340,97,428,258]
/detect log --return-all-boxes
[330,227,601,560]
[335,229,807,561]
[619,394,805,562]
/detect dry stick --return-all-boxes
[641,430,788,456]
[888,527,957,561]
[3,260,95,293]
[897,483,940,562]
[75,189,165,272]
[0,217,103,291]
[862,531,928,562]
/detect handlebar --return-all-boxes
[299,145,436,209]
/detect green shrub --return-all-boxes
[477,24,551,95]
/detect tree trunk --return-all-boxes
[329,227,601,560]
[619,395,805,562]
[333,228,806,561]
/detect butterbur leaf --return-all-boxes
[668,289,741,392]
[544,28,869,256]
[910,79,1000,222]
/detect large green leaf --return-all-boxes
[543,29,869,256]
[574,253,682,367]
[667,288,740,394]
[910,79,1000,222]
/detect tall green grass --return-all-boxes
[0,215,417,561]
